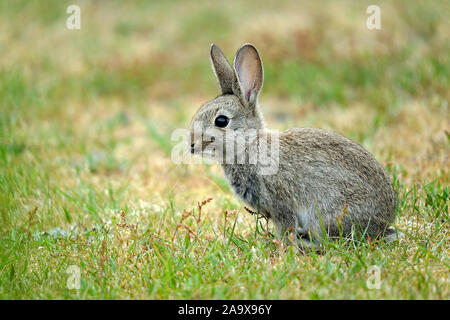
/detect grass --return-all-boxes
[0,0,449,299]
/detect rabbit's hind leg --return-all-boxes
[295,228,322,253]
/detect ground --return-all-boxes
[0,0,448,299]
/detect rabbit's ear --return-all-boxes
[233,43,264,108]
[210,44,235,94]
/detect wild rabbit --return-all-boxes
[189,43,401,250]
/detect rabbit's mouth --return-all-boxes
[190,137,216,155]
[201,137,215,150]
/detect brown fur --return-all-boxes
[190,44,400,249]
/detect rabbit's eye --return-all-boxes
[214,115,229,128]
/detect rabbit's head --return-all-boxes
[190,43,265,160]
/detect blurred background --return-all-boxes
[0,0,448,298]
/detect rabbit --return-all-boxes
[189,43,402,250]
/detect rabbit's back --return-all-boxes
[260,127,396,238]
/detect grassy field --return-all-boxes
[0,0,448,299]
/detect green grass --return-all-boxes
[0,0,449,299]
[0,180,448,299]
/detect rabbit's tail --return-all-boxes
[384,227,404,242]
